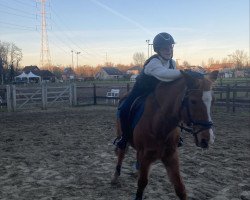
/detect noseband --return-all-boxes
[178,88,213,138]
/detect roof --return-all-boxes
[128,66,142,71]
[102,67,124,75]
[34,70,55,77]
[209,63,234,71]
[23,65,40,73]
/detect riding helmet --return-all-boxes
[153,32,175,52]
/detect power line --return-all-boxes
[50,6,105,58]
[0,2,36,17]
[0,9,36,20]
[0,21,35,30]
[0,24,36,31]
[7,0,36,8]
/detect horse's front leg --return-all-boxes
[134,150,154,200]
[162,150,187,200]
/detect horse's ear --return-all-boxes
[180,70,199,89]
[208,70,219,82]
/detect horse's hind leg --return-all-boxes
[161,151,187,200]
[111,148,125,184]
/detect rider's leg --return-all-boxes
[116,90,140,149]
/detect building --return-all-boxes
[62,67,76,81]
[126,66,142,75]
[95,67,124,80]
[15,65,56,83]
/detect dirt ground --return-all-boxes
[0,106,249,200]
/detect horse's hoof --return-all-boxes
[111,173,119,185]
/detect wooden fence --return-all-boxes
[1,83,250,112]
[5,84,77,112]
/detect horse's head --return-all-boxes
[180,70,218,149]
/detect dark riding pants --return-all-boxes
[117,88,143,149]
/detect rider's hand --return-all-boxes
[184,69,205,79]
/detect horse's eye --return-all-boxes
[190,100,197,105]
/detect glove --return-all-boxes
[184,69,204,79]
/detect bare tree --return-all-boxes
[182,60,190,69]
[133,52,146,67]
[207,57,215,67]
[230,49,248,69]
[0,41,23,83]
[0,41,22,68]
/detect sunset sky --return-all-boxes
[0,0,249,67]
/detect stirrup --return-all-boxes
[113,137,121,146]
[116,137,127,150]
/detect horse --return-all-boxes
[111,70,219,200]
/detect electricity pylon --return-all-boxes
[39,0,51,68]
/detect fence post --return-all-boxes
[42,83,47,110]
[226,84,230,112]
[69,83,73,106]
[6,85,12,112]
[232,83,237,113]
[93,83,97,105]
[12,85,16,111]
[246,81,249,98]
[127,83,130,92]
[73,83,77,106]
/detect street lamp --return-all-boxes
[76,52,81,68]
[149,43,153,56]
[71,50,74,69]
[146,39,150,58]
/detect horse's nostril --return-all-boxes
[201,139,208,148]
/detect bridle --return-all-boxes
[178,88,213,141]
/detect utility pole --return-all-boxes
[71,50,74,69]
[39,0,51,68]
[76,52,81,68]
[146,39,150,58]
[149,44,153,56]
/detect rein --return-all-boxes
[178,88,213,137]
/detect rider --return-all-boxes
[116,32,183,150]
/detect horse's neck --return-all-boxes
[155,78,186,118]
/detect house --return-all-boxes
[62,67,76,81]
[35,70,56,82]
[208,63,235,71]
[23,65,40,73]
[130,74,138,82]
[234,70,245,78]
[126,66,142,75]
[16,65,56,83]
[95,67,124,80]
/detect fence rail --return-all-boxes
[0,83,249,112]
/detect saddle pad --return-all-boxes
[116,95,146,135]
[129,95,146,130]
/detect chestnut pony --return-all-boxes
[112,70,218,200]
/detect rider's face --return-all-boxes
[159,44,174,60]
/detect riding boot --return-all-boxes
[178,136,184,147]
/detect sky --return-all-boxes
[0,0,249,68]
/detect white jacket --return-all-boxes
[144,57,181,82]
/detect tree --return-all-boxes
[230,49,248,69]
[9,62,15,83]
[133,52,146,67]
[182,61,190,68]
[0,41,22,83]
[207,57,215,67]
[0,57,3,84]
